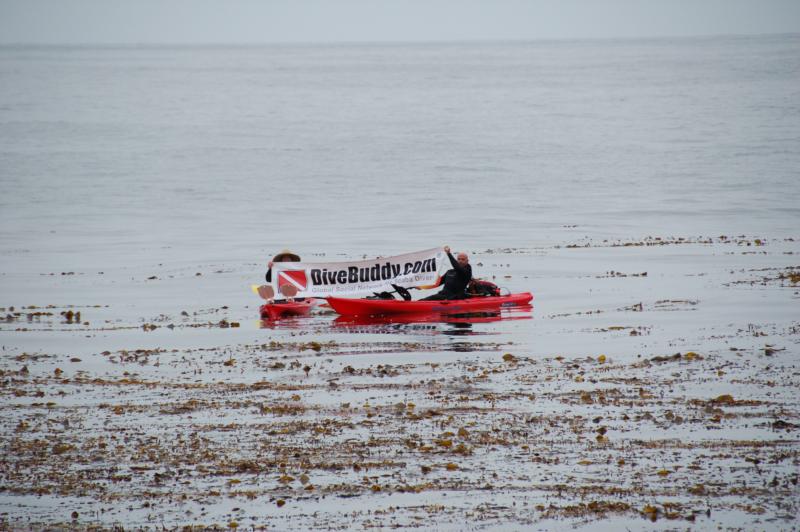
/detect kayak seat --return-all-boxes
[367,291,395,300]
[467,279,501,297]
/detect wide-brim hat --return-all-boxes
[272,249,301,262]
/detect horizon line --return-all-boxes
[2,31,798,49]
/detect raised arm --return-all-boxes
[446,251,461,270]
[265,260,274,283]
[444,247,469,276]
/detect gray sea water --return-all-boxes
[1,36,800,529]
[2,35,799,274]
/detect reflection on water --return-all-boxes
[256,314,331,330]
[331,320,440,335]
[446,322,475,337]
[329,305,533,336]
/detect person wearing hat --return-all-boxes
[266,249,301,283]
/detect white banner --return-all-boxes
[271,248,445,298]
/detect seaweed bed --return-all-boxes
[1,237,798,530]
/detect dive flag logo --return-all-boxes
[277,270,308,292]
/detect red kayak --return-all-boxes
[259,299,316,320]
[326,292,533,317]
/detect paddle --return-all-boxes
[252,283,305,302]
[416,276,442,290]
[251,284,275,300]
[391,284,412,301]
[280,284,298,299]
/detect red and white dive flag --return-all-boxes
[270,247,445,298]
[277,270,308,292]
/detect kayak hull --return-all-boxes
[333,305,533,326]
[326,292,533,317]
[259,299,315,320]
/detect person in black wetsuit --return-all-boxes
[265,249,301,283]
[421,246,472,300]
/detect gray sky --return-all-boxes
[1,0,799,44]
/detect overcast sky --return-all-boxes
[1,0,799,45]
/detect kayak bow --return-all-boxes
[259,299,316,320]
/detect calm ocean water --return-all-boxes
[1,35,799,274]
[2,36,799,529]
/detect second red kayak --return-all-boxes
[259,299,316,320]
[326,292,533,317]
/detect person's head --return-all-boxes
[456,252,469,266]
[272,249,300,262]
